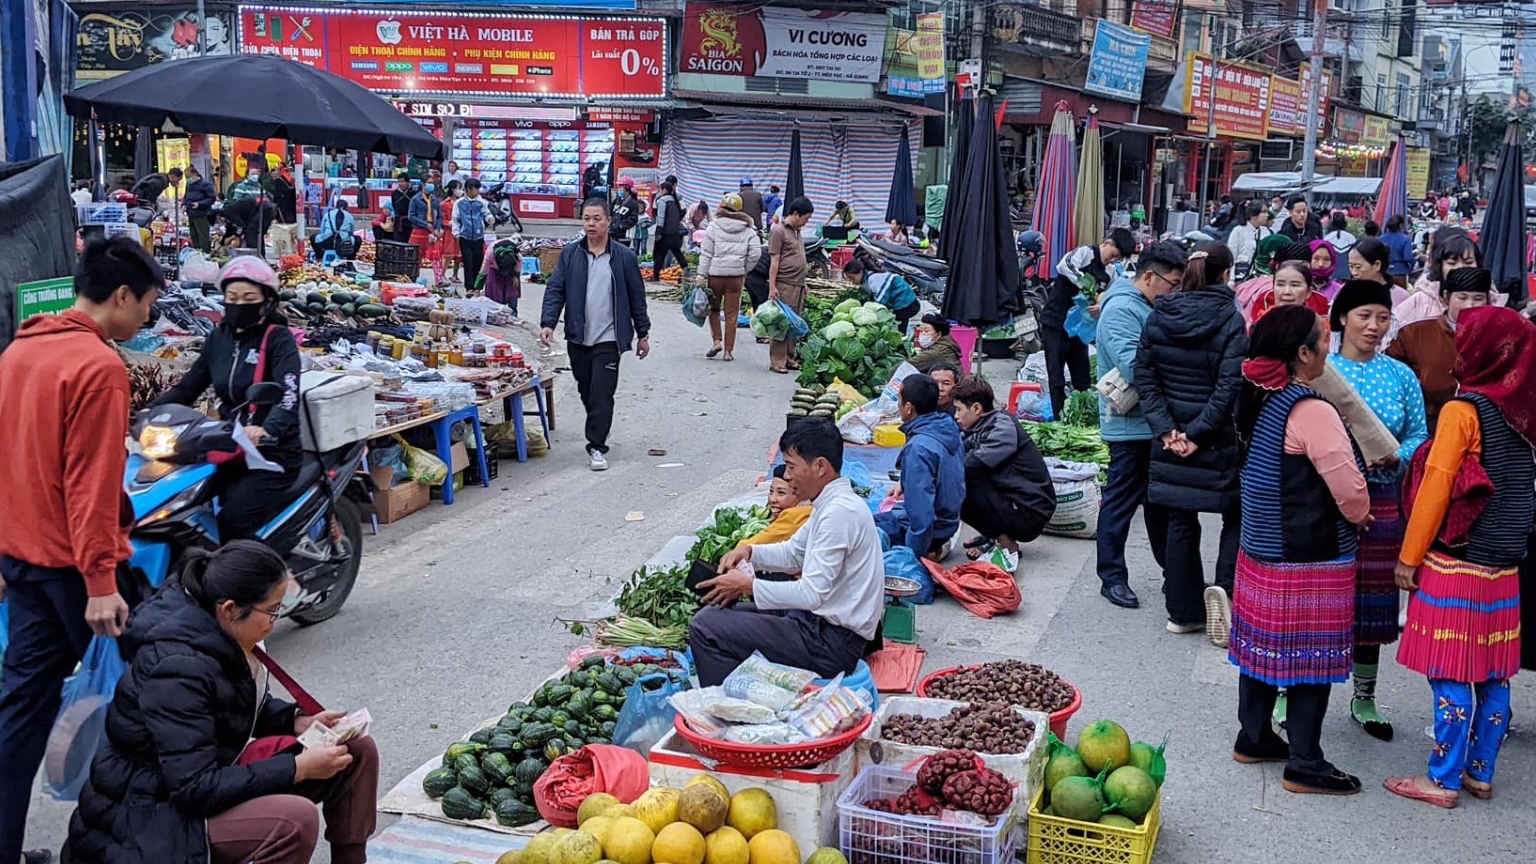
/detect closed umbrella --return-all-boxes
[785,125,805,204]
[940,92,1020,327]
[1371,136,1408,227]
[938,98,974,261]
[1031,101,1078,279]
[65,54,443,157]
[1074,114,1104,249]
[884,127,918,228]
[1479,122,1528,304]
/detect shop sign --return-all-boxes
[1299,61,1332,136]
[16,277,75,323]
[1185,54,1271,141]
[1268,75,1303,136]
[350,0,638,7]
[1362,114,1391,148]
[1130,3,1175,38]
[887,11,945,97]
[1333,106,1365,143]
[75,4,234,82]
[237,7,667,98]
[588,107,655,124]
[1084,21,1150,102]
[680,2,887,84]
[1406,147,1431,199]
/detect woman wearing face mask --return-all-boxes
[910,313,962,373]
[151,257,302,541]
[1321,281,1428,741]
[1307,240,1343,302]
[1387,267,1494,432]
[63,542,378,864]
[407,180,442,267]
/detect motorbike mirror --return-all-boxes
[246,382,284,408]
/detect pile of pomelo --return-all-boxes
[491,776,849,864]
[1037,719,1166,829]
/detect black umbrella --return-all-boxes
[884,128,918,228]
[65,54,443,158]
[938,97,974,261]
[785,124,805,203]
[941,93,1019,328]
[1479,121,1528,304]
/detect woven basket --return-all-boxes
[672,713,870,769]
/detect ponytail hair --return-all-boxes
[1178,241,1235,292]
[181,540,289,618]
[1235,305,1324,448]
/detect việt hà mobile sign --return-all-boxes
[16,277,75,322]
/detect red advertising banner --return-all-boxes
[1130,3,1176,38]
[1300,61,1332,137]
[1268,75,1302,137]
[237,7,665,98]
[1185,54,1271,141]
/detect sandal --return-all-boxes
[707,344,722,358]
[770,366,789,375]
[786,361,802,371]
[1461,774,1493,800]
[964,536,995,561]
[723,352,734,362]
[1384,775,1458,808]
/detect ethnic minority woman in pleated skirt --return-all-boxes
[1228,306,1373,796]
[1327,280,1429,740]
[1387,302,1535,809]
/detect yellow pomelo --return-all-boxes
[496,852,523,864]
[553,831,605,864]
[746,830,800,864]
[726,789,776,839]
[604,804,638,821]
[633,787,682,835]
[579,793,622,826]
[805,849,848,864]
[523,833,560,864]
[652,822,706,864]
[604,817,656,864]
[687,775,731,802]
[583,816,617,851]
[678,784,728,834]
[703,827,750,864]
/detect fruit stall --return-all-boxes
[370,461,1169,864]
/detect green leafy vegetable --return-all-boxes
[614,563,697,630]
[1020,421,1110,467]
[687,505,772,565]
[1062,390,1100,427]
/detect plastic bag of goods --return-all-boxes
[43,637,125,800]
[723,651,816,710]
[782,680,869,738]
[532,744,649,828]
[392,434,448,485]
[611,672,687,756]
[1043,458,1102,539]
[750,302,790,340]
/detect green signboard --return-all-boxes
[16,277,75,322]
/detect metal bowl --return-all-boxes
[884,576,922,598]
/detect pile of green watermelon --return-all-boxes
[1037,720,1167,830]
[421,654,690,826]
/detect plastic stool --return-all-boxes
[320,250,340,267]
[521,257,541,278]
[1008,381,1043,415]
[426,404,490,505]
[812,659,879,711]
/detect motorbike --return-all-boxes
[850,236,948,303]
[482,182,526,235]
[803,235,833,280]
[126,383,370,625]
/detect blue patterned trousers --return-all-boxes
[1427,678,1513,789]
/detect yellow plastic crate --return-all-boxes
[1025,783,1160,864]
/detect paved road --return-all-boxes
[20,281,1533,861]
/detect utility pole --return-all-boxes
[197,0,207,56]
[1198,16,1217,220]
[1300,0,1328,205]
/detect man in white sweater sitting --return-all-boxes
[691,419,886,687]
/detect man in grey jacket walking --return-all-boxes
[541,198,652,471]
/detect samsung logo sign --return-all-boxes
[350,61,379,71]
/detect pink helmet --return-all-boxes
[218,255,280,296]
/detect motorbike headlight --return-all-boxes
[135,478,208,528]
[139,423,188,460]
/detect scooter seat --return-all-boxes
[284,454,325,498]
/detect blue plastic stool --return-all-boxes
[521,257,541,278]
[813,659,879,712]
[320,250,340,267]
[500,380,551,462]
[425,404,490,505]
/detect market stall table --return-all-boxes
[372,403,491,506]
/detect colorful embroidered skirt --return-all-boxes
[1355,483,1405,646]
[1397,551,1522,682]
[1229,550,1356,686]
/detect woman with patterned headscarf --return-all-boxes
[1386,306,1536,808]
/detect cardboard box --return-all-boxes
[370,466,429,524]
[648,727,855,854]
[449,442,470,474]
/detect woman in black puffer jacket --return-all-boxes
[63,542,377,864]
[1134,241,1250,641]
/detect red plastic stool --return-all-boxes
[1007,382,1043,414]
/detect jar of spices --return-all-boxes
[449,346,464,366]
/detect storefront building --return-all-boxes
[236,4,670,220]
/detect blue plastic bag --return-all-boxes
[682,285,711,328]
[883,546,936,605]
[611,672,687,756]
[1064,293,1098,344]
[777,299,810,340]
[44,636,125,800]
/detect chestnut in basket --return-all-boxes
[895,783,944,816]
[940,767,1013,817]
[926,660,1076,714]
[881,704,1037,753]
[916,748,979,797]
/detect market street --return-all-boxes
[18,284,1535,862]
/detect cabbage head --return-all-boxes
[823,320,857,340]
[835,298,863,314]
[852,309,880,327]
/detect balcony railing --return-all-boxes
[991,3,1081,52]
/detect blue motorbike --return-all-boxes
[126,382,370,625]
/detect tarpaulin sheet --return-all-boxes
[0,155,77,353]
